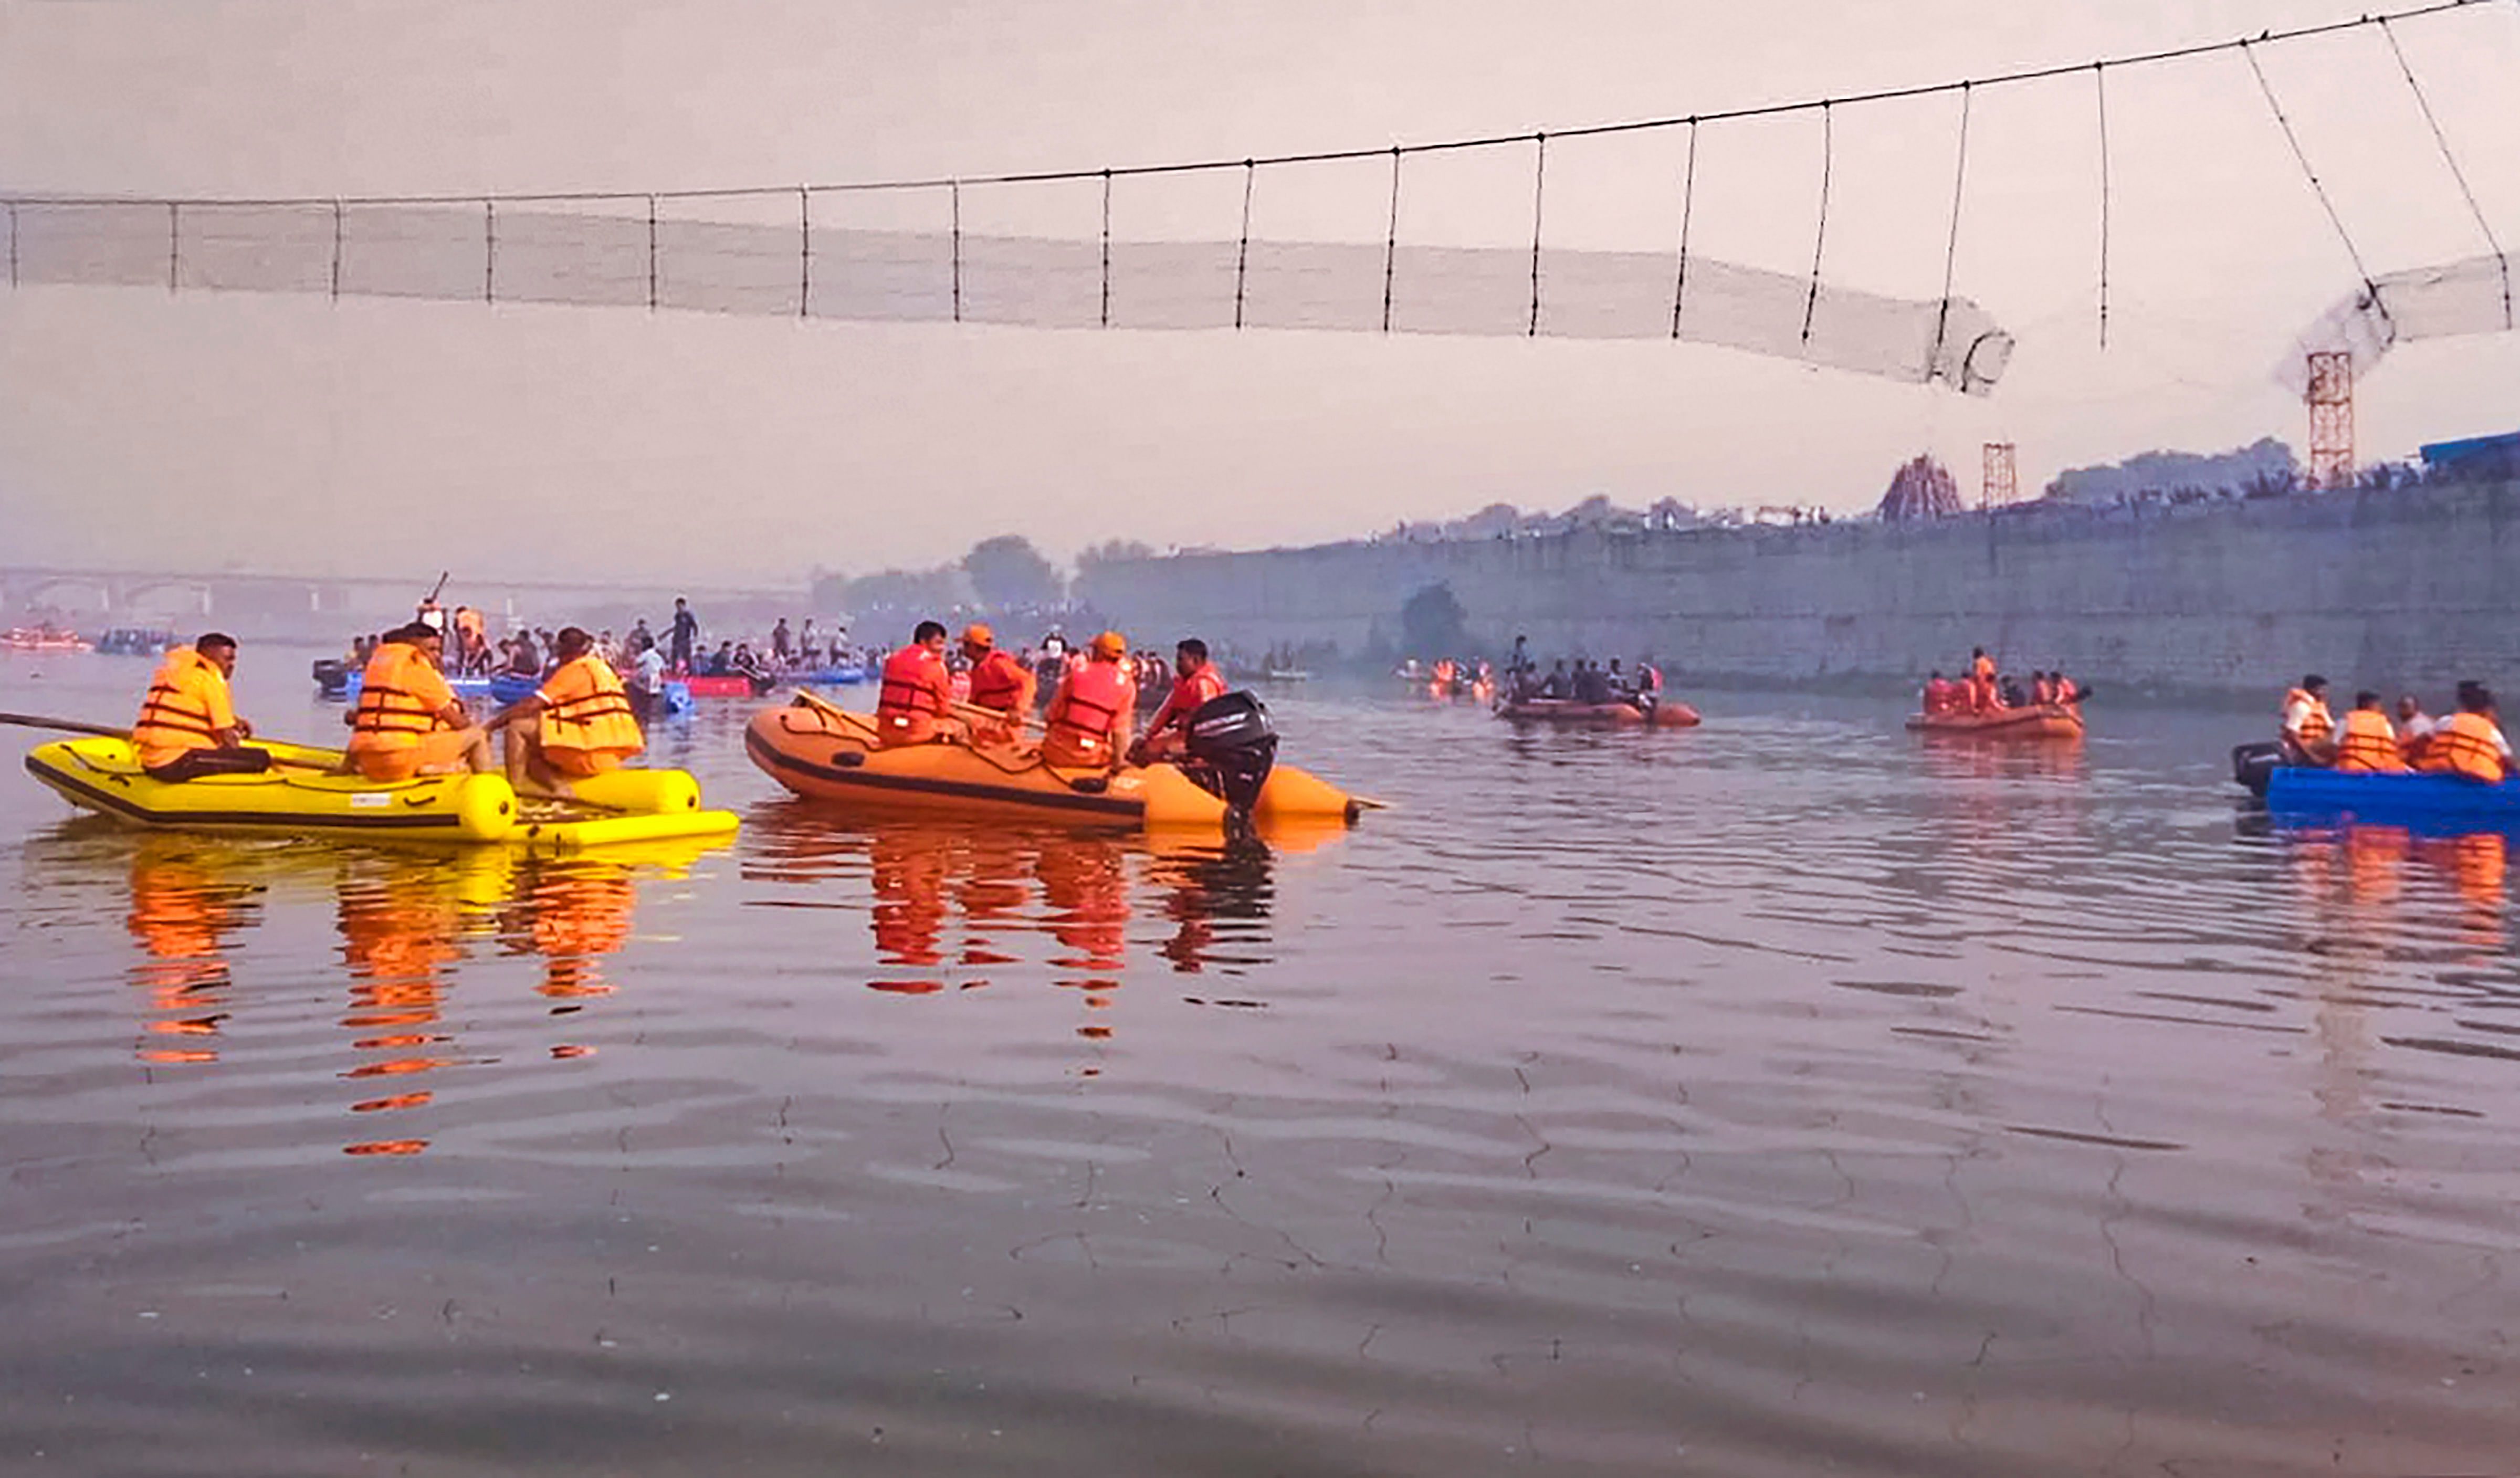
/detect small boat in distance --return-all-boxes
[1905,703,2084,739]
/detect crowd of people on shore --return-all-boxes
[2279,674,2513,781]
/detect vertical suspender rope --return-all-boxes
[1930,82,1973,379]
[2378,16,2510,329]
[799,185,812,319]
[2094,64,2112,350]
[646,194,659,311]
[166,202,179,293]
[1527,132,1547,338]
[949,180,962,324]
[7,201,18,290]
[330,198,344,302]
[1381,146,1402,333]
[2241,39,2392,333]
[1801,101,1832,346]
[1100,169,1112,329]
[1234,160,1254,330]
[484,200,497,306]
[1670,119,1698,339]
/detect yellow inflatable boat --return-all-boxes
[744,697,1368,827]
[23,736,740,851]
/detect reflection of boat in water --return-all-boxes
[1905,703,2083,738]
[24,736,739,849]
[746,810,1305,1012]
[1496,697,1702,728]
[103,831,726,1155]
[743,696,1367,828]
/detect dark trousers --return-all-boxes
[145,747,274,781]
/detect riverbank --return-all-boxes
[1077,476,2519,700]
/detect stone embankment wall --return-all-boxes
[1076,478,2519,699]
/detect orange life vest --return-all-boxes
[2331,708,2408,773]
[876,644,953,745]
[2282,687,2334,747]
[1045,659,1133,766]
[2031,675,2055,705]
[965,649,1034,714]
[2418,711,2508,784]
[1148,661,1227,739]
[350,642,453,755]
[2055,677,2078,704]
[537,655,645,760]
[131,647,234,764]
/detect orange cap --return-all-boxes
[961,623,994,647]
[1091,630,1126,657]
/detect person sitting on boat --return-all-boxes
[1572,660,1611,705]
[731,642,769,685]
[876,621,960,747]
[1537,660,1571,700]
[959,624,1036,749]
[1920,670,1955,715]
[131,632,272,781]
[2030,672,2056,706]
[490,626,646,800]
[2332,690,2411,774]
[2416,681,2512,784]
[1042,631,1136,770]
[2396,695,2437,761]
[2053,671,2081,704]
[504,628,541,678]
[344,623,495,782]
[1131,638,1228,766]
[1634,658,1662,696]
[2280,674,2336,765]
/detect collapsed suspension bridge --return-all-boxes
[3,0,2513,396]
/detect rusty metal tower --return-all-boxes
[1982,443,2018,511]
[2306,351,2354,489]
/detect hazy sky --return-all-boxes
[3,0,2516,586]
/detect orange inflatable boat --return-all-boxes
[1495,697,1702,728]
[1904,703,2084,739]
[744,697,1370,827]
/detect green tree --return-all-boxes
[1399,582,1469,657]
[962,534,1065,610]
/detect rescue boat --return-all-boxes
[743,696,1367,827]
[23,736,740,850]
[1495,697,1702,728]
[681,673,775,699]
[2250,763,2519,822]
[1905,703,2084,739]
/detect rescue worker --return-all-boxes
[2417,682,2513,784]
[343,622,495,782]
[131,632,270,781]
[1969,647,2000,714]
[960,623,1037,748]
[2055,671,2080,704]
[1131,637,1228,766]
[1921,670,1954,715]
[491,626,646,799]
[2031,672,2056,706]
[875,621,958,747]
[2396,694,2438,761]
[2280,674,2336,766]
[2331,690,2410,774]
[1042,630,1136,770]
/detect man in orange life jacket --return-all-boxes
[959,623,1036,748]
[1042,631,1136,770]
[1968,647,2000,714]
[2280,674,2336,766]
[1130,637,1227,766]
[2332,690,2410,774]
[342,623,496,782]
[875,621,959,747]
[489,626,646,799]
[131,632,271,781]
[2417,680,2513,784]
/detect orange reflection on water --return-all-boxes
[123,838,264,1064]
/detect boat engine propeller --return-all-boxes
[1181,691,1278,820]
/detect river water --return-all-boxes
[3,643,2514,1476]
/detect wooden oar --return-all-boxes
[0,710,130,739]
[1,710,333,771]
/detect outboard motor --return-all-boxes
[1182,690,1279,817]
